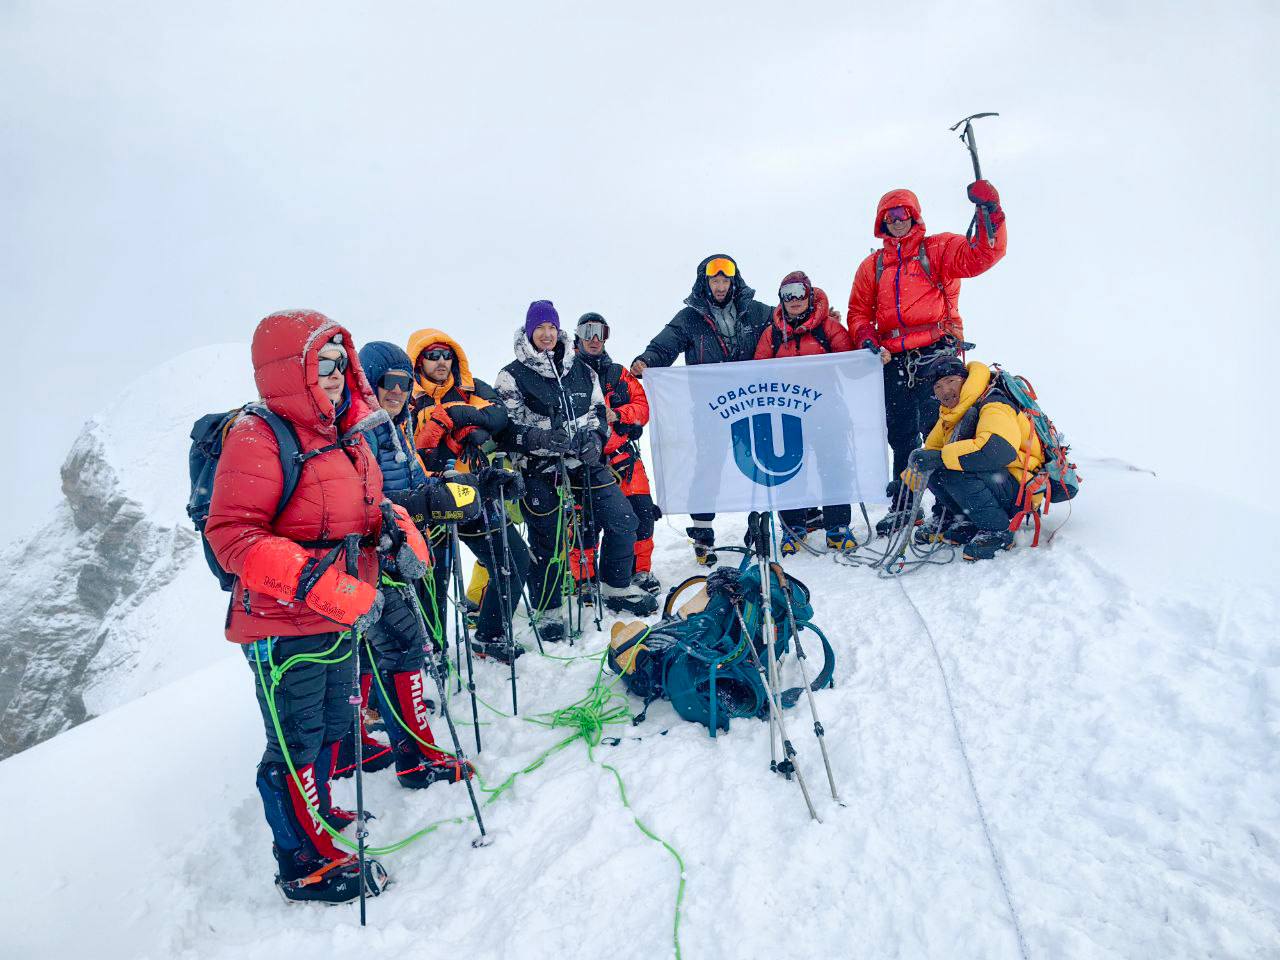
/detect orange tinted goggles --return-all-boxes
[704,257,737,278]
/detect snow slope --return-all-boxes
[1,461,1276,960]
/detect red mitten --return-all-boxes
[304,565,378,625]
[430,405,455,431]
[967,179,1000,207]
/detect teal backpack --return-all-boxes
[988,365,1082,544]
[607,558,834,737]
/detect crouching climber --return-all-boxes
[899,357,1043,561]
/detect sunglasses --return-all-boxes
[420,349,453,362]
[704,257,737,278]
[778,282,809,302]
[317,354,348,377]
[884,206,912,224]
[577,321,608,341]
[379,373,413,392]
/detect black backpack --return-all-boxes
[186,403,303,591]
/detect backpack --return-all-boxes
[608,561,833,737]
[186,403,303,590]
[987,366,1083,544]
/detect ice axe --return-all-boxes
[950,112,999,247]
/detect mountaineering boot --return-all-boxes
[331,725,395,780]
[601,583,659,616]
[803,507,826,534]
[392,738,475,789]
[875,509,922,538]
[472,632,528,661]
[686,525,718,567]
[255,761,389,904]
[780,528,803,556]
[529,614,566,644]
[914,514,977,546]
[631,570,661,595]
[825,526,858,553]
[273,845,388,905]
[962,529,1015,561]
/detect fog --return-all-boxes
[3,1,1275,543]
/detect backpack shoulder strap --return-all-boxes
[917,241,932,279]
[810,325,831,353]
[874,250,885,285]
[770,324,783,356]
[243,403,303,520]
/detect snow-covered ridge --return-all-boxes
[0,344,252,758]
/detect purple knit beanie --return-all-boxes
[525,300,560,341]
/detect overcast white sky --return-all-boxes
[2,1,1276,544]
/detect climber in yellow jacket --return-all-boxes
[900,357,1043,561]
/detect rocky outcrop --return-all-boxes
[0,424,198,758]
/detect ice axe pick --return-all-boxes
[950,112,999,247]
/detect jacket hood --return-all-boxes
[873,188,927,241]
[512,326,573,379]
[685,253,758,315]
[407,328,476,402]
[251,309,386,440]
[770,287,832,337]
[937,361,992,431]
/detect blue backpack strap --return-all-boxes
[243,403,303,521]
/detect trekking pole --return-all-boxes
[559,455,582,644]
[950,112,999,248]
[486,482,520,715]
[394,575,491,847]
[448,522,488,738]
[582,474,603,632]
[747,513,781,774]
[342,533,371,925]
[729,599,821,823]
[773,565,843,805]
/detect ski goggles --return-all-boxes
[379,372,413,392]
[317,354,348,377]
[576,320,608,341]
[884,206,912,223]
[704,257,737,278]
[419,348,454,362]
[778,282,809,302]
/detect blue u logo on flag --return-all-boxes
[731,413,804,486]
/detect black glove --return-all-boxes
[384,485,429,531]
[430,474,482,523]
[572,430,603,464]
[477,466,525,502]
[447,404,483,428]
[908,448,944,474]
[530,426,571,455]
[862,339,879,353]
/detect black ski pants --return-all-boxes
[428,515,530,643]
[524,465,636,610]
[884,352,942,478]
[245,632,353,768]
[928,469,1018,532]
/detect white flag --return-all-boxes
[644,351,891,514]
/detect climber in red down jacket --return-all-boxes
[205,309,427,905]
[753,271,859,555]
[847,183,1007,496]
